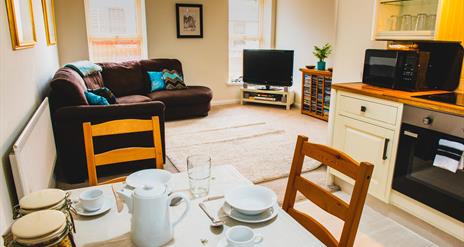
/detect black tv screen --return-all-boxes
[243,49,294,87]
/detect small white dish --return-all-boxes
[126,169,172,189]
[224,185,277,215]
[74,197,112,217]
[222,202,279,224]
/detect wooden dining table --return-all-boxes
[68,165,324,246]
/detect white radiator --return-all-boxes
[9,98,57,199]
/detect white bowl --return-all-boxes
[126,169,172,189]
[224,185,277,215]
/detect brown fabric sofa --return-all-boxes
[49,59,213,183]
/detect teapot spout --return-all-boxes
[117,188,133,213]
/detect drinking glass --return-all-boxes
[388,15,399,31]
[187,155,211,198]
[427,14,436,30]
[400,14,413,31]
[415,13,427,30]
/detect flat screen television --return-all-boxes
[243,49,294,88]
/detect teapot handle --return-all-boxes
[168,193,191,227]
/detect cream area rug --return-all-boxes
[295,191,437,247]
[165,117,321,184]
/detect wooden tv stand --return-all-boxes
[240,85,294,110]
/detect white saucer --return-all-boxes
[217,237,263,247]
[73,197,112,217]
[222,202,278,224]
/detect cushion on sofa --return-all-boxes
[147,86,212,106]
[162,69,187,90]
[98,61,149,97]
[116,95,152,104]
[147,71,165,92]
[84,91,110,105]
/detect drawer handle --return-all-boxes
[382,138,390,160]
[360,106,367,112]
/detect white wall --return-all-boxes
[0,0,60,237]
[146,0,240,102]
[331,0,386,83]
[275,0,336,104]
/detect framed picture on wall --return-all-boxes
[41,0,57,45]
[176,3,203,38]
[5,0,37,50]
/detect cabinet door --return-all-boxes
[332,116,395,202]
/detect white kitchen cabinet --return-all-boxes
[329,91,403,202]
[332,115,395,202]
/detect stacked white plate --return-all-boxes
[223,185,278,223]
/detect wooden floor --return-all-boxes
[58,103,462,246]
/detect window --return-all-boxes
[84,0,147,62]
[229,0,275,84]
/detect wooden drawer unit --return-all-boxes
[337,92,400,128]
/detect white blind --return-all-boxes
[85,0,146,62]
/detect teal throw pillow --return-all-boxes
[162,69,187,90]
[148,71,165,92]
[84,91,109,105]
[88,87,117,104]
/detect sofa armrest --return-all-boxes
[53,101,166,123]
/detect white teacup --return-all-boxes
[225,226,263,247]
[79,189,104,212]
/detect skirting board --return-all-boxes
[211,99,240,106]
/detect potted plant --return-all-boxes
[313,43,332,70]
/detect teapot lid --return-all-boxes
[134,183,166,199]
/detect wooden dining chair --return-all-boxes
[82,116,164,186]
[282,135,374,247]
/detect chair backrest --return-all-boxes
[282,135,374,247]
[83,116,164,186]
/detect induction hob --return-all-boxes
[413,92,464,107]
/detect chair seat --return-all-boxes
[147,86,213,106]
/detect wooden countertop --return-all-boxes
[332,83,464,117]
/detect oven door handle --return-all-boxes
[382,138,390,160]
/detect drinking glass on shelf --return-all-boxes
[187,154,212,198]
[415,13,427,30]
[427,14,436,30]
[388,15,399,31]
[400,14,413,31]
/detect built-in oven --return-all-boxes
[393,105,464,222]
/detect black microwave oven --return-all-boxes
[362,43,463,91]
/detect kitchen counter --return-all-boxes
[332,83,464,117]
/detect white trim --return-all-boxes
[211,99,240,106]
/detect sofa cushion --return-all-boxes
[147,71,165,92]
[116,95,152,104]
[162,69,187,90]
[99,61,149,97]
[147,86,212,106]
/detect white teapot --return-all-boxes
[118,183,190,247]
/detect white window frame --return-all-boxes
[228,0,276,85]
